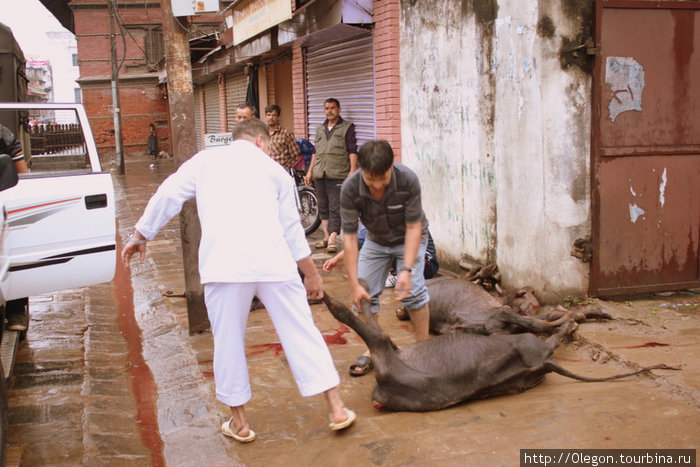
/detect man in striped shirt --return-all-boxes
[265,104,300,170]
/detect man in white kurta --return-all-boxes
[121,119,356,442]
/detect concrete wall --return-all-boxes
[400,0,594,302]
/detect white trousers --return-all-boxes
[203,280,340,407]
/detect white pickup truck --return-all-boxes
[0,102,116,461]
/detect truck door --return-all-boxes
[1,173,115,300]
[0,103,116,301]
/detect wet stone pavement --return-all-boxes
[5,157,699,466]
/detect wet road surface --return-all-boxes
[5,157,699,466]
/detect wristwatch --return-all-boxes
[399,266,414,275]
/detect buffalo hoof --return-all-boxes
[349,355,373,376]
[395,307,409,321]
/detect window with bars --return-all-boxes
[144,28,163,72]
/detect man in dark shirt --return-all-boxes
[0,124,28,174]
[339,140,430,376]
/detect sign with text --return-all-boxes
[204,133,233,147]
[233,0,292,46]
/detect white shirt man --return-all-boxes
[121,119,356,442]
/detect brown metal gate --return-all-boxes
[591,1,700,296]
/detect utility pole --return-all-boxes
[108,0,125,175]
[160,0,209,333]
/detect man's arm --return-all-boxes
[13,159,28,174]
[0,125,29,174]
[348,152,358,174]
[345,124,359,174]
[395,222,422,301]
[304,153,316,186]
[343,232,370,307]
[121,229,148,266]
[297,256,323,299]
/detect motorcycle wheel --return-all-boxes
[298,187,321,236]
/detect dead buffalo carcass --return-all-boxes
[407,277,612,336]
[322,288,675,412]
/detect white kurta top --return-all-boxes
[135,139,310,283]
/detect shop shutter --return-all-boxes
[204,79,221,134]
[194,85,204,150]
[225,71,248,128]
[305,33,375,146]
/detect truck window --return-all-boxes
[0,108,96,176]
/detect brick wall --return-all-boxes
[73,2,170,159]
[82,83,170,158]
[372,0,402,159]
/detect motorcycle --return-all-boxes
[289,167,321,236]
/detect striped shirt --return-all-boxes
[268,126,300,170]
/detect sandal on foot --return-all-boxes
[222,419,256,443]
[329,407,357,431]
[349,355,373,377]
[315,240,328,249]
[327,243,337,253]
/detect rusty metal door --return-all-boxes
[591,1,700,296]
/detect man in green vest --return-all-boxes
[304,98,358,253]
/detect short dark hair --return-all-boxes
[231,118,270,143]
[358,140,394,175]
[264,104,281,115]
[324,98,340,108]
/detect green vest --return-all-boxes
[312,119,352,179]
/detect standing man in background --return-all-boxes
[265,104,300,170]
[304,98,358,254]
[234,104,255,122]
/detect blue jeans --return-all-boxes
[357,236,430,313]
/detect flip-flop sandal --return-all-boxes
[327,244,337,253]
[221,419,256,443]
[349,355,373,377]
[315,240,328,249]
[328,407,357,431]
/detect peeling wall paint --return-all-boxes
[605,56,645,122]
[400,0,593,301]
[629,203,646,223]
[659,168,667,208]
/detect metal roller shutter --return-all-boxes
[204,79,221,133]
[194,85,204,150]
[306,33,375,146]
[225,71,248,128]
